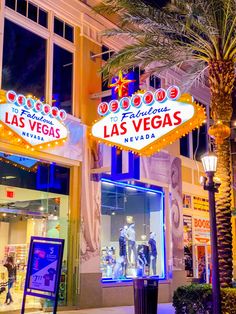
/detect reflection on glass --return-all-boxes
[53,45,73,114]
[2,19,46,99]
[192,122,207,161]
[101,180,165,283]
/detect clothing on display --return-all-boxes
[137,245,148,277]
[118,228,127,277]
[100,226,160,279]
[149,232,157,275]
[119,228,127,257]
[126,224,137,264]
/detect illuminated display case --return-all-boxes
[100,179,165,283]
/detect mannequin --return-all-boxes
[148,232,157,275]
[126,223,137,264]
[137,245,148,277]
[117,228,127,277]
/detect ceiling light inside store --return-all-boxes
[39,206,44,211]
[2,213,7,217]
[126,186,137,191]
[126,216,133,224]
[102,181,114,186]
[48,214,58,221]
[111,212,116,216]
[147,191,156,195]
[1,176,16,180]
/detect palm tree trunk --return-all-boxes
[216,140,233,287]
[209,60,234,287]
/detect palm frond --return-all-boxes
[94,0,236,84]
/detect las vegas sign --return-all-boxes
[91,86,206,156]
[0,90,68,149]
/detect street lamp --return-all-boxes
[201,152,221,314]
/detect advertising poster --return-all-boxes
[21,237,64,314]
[193,196,209,212]
[29,242,60,293]
[183,194,192,209]
[183,215,192,246]
[193,217,210,244]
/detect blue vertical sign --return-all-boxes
[106,70,140,181]
[21,237,64,314]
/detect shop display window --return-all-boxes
[101,179,165,283]
[0,153,69,311]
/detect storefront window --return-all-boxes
[0,153,69,311]
[2,19,46,99]
[53,45,73,114]
[101,179,165,283]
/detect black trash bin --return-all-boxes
[133,277,159,314]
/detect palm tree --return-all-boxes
[94,0,236,287]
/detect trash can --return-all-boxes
[133,277,159,314]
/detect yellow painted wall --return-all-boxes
[78,35,102,126]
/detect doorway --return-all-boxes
[193,244,211,283]
[0,152,70,312]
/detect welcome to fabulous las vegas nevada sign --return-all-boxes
[91,86,206,156]
[0,90,68,150]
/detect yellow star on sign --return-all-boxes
[109,71,136,98]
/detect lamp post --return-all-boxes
[201,152,221,314]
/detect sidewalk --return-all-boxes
[28,304,175,314]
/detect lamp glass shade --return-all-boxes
[201,152,218,173]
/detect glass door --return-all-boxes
[193,244,211,283]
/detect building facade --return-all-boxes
[0,0,235,312]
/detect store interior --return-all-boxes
[100,180,165,283]
[0,153,69,311]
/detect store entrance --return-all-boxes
[0,152,70,312]
[193,244,211,283]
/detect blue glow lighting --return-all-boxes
[36,163,61,190]
[101,178,163,196]
[101,277,133,284]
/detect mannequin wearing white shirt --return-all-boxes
[126,224,137,264]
